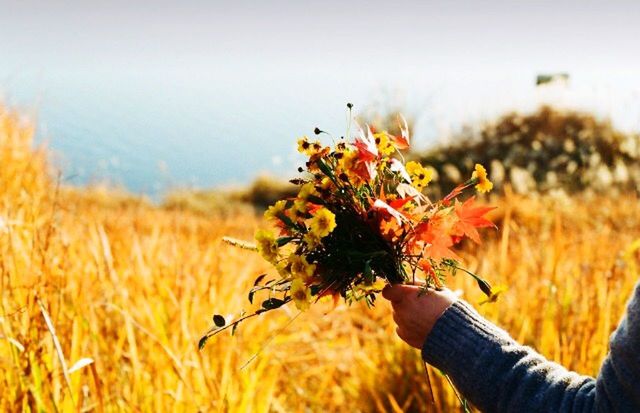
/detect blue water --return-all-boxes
[1,70,327,193]
[1,66,401,196]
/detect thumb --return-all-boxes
[381,283,421,303]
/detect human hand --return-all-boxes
[382,284,457,349]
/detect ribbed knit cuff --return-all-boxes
[422,300,514,374]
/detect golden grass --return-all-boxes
[1,104,639,412]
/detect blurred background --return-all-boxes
[2,1,640,412]
[2,0,640,197]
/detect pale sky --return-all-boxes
[2,0,639,75]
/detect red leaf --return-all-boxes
[442,183,468,205]
[388,196,414,210]
[419,259,443,287]
[372,199,406,226]
[354,124,378,162]
[389,115,410,149]
[307,203,323,215]
[452,197,496,244]
[352,159,377,182]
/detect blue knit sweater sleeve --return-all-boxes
[422,282,640,412]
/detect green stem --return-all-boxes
[444,373,471,413]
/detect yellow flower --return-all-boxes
[298,182,319,201]
[290,278,312,311]
[374,132,396,157]
[355,278,387,294]
[472,163,493,193]
[318,177,333,191]
[276,261,291,279]
[264,200,287,221]
[405,161,421,176]
[308,208,337,238]
[303,232,321,249]
[478,284,508,305]
[288,253,316,282]
[297,136,322,156]
[336,148,357,175]
[405,161,434,190]
[291,200,308,220]
[254,229,279,263]
[291,183,320,219]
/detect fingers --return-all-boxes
[395,326,406,341]
[381,284,402,303]
[382,284,419,303]
[392,310,400,324]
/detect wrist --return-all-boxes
[421,300,513,367]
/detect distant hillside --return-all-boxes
[166,106,640,213]
[416,106,640,196]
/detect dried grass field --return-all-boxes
[1,106,639,412]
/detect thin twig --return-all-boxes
[423,361,436,406]
[200,300,291,341]
[239,311,302,370]
[222,236,257,251]
[104,303,189,389]
[37,296,75,406]
[443,373,470,413]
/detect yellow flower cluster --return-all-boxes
[292,183,320,219]
[472,164,493,193]
[264,200,287,221]
[258,205,335,311]
[274,253,317,311]
[290,278,312,311]
[308,208,336,239]
[336,147,358,177]
[374,132,396,156]
[405,161,434,190]
[302,207,337,248]
[289,253,316,282]
[254,229,279,264]
[297,136,322,156]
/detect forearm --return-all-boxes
[422,300,606,412]
[595,282,640,410]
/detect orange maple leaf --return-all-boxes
[452,197,496,244]
[379,217,403,241]
[413,218,460,261]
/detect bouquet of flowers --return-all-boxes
[200,106,497,348]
